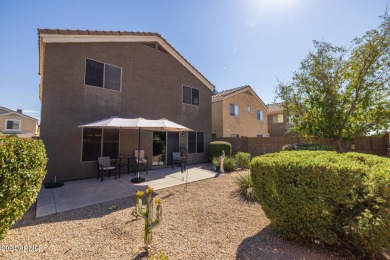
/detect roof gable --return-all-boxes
[212,85,267,108]
[0,111,38,122]
[0,107,13,115]
[38,29,215,92]
[267,102,284,113]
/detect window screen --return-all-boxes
[183,86,192,104]
[192,88,199,105]
[188,131,196,154]
[196,132,204,153]
[104,64,121,91]
[85,59,104,88]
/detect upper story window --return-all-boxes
[257,110,263,121]
[183,86,199,106]
[248,106,251,112]
[230,104,239,116]
[272,114,284,123]
[85,59,122,91]
[5,119,21,131]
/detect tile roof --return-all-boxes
[0,107,38,121]
[0,107,13,115]
[211,85,268,108]
[38,28,160,37]
[38,29,215,90]
[267,102,284,112]
[211,85,250,100]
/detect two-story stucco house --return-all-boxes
[38,29,214,182]
[267,102,293,136]
[211,85,268,137]
[0,107,38,137]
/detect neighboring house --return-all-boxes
[38,29,214,182]
[267,102,292,136]
[212,85,268,137]
[0,107,38,137]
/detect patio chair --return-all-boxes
[134,150,148,175]
[172,152,182,169]
[97,157,118,182]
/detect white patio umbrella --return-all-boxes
[79,117,192,182]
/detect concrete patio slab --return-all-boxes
[36,187,56,217]
[36,163,216,218]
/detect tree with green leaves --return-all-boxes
[276,14,390,152]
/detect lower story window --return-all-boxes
[82,128,119,161]
[5,119,21,130]
[188,131,204,154]
[102,129,119,158]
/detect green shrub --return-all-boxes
[223,157,237,172]
[235,173,256,202]
[251,151,390,257]
[211,156,220,167]
[235,152,251,169]
[150,252,169,260]
[211,156,237,172]
[282,143,332,151]
[208,141,232,159]
[0,136,48,239]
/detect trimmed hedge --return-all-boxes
[0,136,47,239]
[208,141,232,159]
[282,143,332,151]
[251,151,390,257]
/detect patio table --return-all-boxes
[117,155,133,174]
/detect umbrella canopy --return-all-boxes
[78,117,192,132]
[78,116,192,183]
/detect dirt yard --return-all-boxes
[0,171,355,259]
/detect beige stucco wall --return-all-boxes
[40,41,212,182]
[267,111,289,137]
[211,100,223,137]
[0,114,38,134]
[213,91,268,137]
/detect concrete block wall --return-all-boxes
[213,135,388,158]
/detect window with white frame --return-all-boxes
[182,86,199,106]
[248,106,251,112]
[272,114,284,123]
[230,104,239,116]
[85,59,122,91]
[5,119,21,131]
[257,110,263,121]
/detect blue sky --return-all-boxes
[0,0,388,121]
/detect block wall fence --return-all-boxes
[212,134,390,158]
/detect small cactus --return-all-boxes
[132,187,162,253]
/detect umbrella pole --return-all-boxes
[131,127,145,183]
[137,128,141,178]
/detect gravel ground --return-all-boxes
[1,171,355,259]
